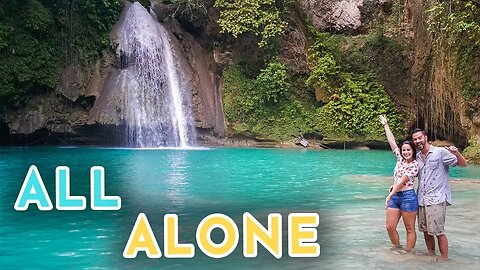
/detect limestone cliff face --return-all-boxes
[2,0,478,148]
[300,0,479,146]
[3,2,225,144]
[4,39,115,138]
[88,2,225,137]
[402,0,479,146]
[163,20,226,137]
[4,93,89,135]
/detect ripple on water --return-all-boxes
[55,252,76,257]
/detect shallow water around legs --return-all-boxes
[1,148,479,269]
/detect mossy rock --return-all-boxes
[464,141,480,164]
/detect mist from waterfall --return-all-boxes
[117,2,196,148]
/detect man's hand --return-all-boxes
[445,145,459,154]
[445,145,468,167]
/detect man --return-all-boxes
[411,128,468,262]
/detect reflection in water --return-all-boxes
[165,151,188,210]
[122,150,191,212]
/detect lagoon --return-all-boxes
[1,147,479,269]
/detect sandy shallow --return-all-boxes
[310,177,480,270]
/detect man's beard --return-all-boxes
[416,141,425,150]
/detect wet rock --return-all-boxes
[7,109,46,134]
[164,19,226,137]
[5,93,89,135]
[57,51,116,102]
[150,0,176,22]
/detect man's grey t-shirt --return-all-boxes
[416,146,458,206]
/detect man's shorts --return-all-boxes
[418,202,447,236]
[388,189,418,212]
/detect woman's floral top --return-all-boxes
[392,147,418,187]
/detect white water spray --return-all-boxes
[117,2,196,148]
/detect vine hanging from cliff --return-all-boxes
[426,0,480,99]
[418,0,479,140]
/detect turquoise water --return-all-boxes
[1,147,479,269]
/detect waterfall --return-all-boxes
[117,2,196,148]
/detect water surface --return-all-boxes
[1,147,479,269]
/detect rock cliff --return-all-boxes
[1,0,478,155]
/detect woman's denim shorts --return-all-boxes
[388,189,418,212]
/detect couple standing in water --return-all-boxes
[380,115,468,262]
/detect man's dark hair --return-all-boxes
[411,128,426,136]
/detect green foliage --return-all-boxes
[306,30,405,140]
[426,0,480,98]
[306,53,340,92]
[250,100,317,139]
[222,60,318,139]
[325,73,403,139]
[305,31,342,93]
[0,23,11,50]
[254,58,290,103]
[427,1,480,45]
[0,0,60,107]
[222,27,405,141]
[0,0,122,109]
[214,0,288,47]
[365,26,392,51]
[61,0,123,62]
[313,106,349,140]
[222,64,257,123]
[23,0,54,33]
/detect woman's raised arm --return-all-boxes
[379,115,398,152]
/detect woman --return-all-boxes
[380,115,418,254]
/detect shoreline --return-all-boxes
[0,136,480,165]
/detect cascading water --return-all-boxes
[117,2,196,148]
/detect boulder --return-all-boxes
[299,0,389,33]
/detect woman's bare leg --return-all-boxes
[401,211,417,251]
[386,208,401,246]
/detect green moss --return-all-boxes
[365,26,397,52]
